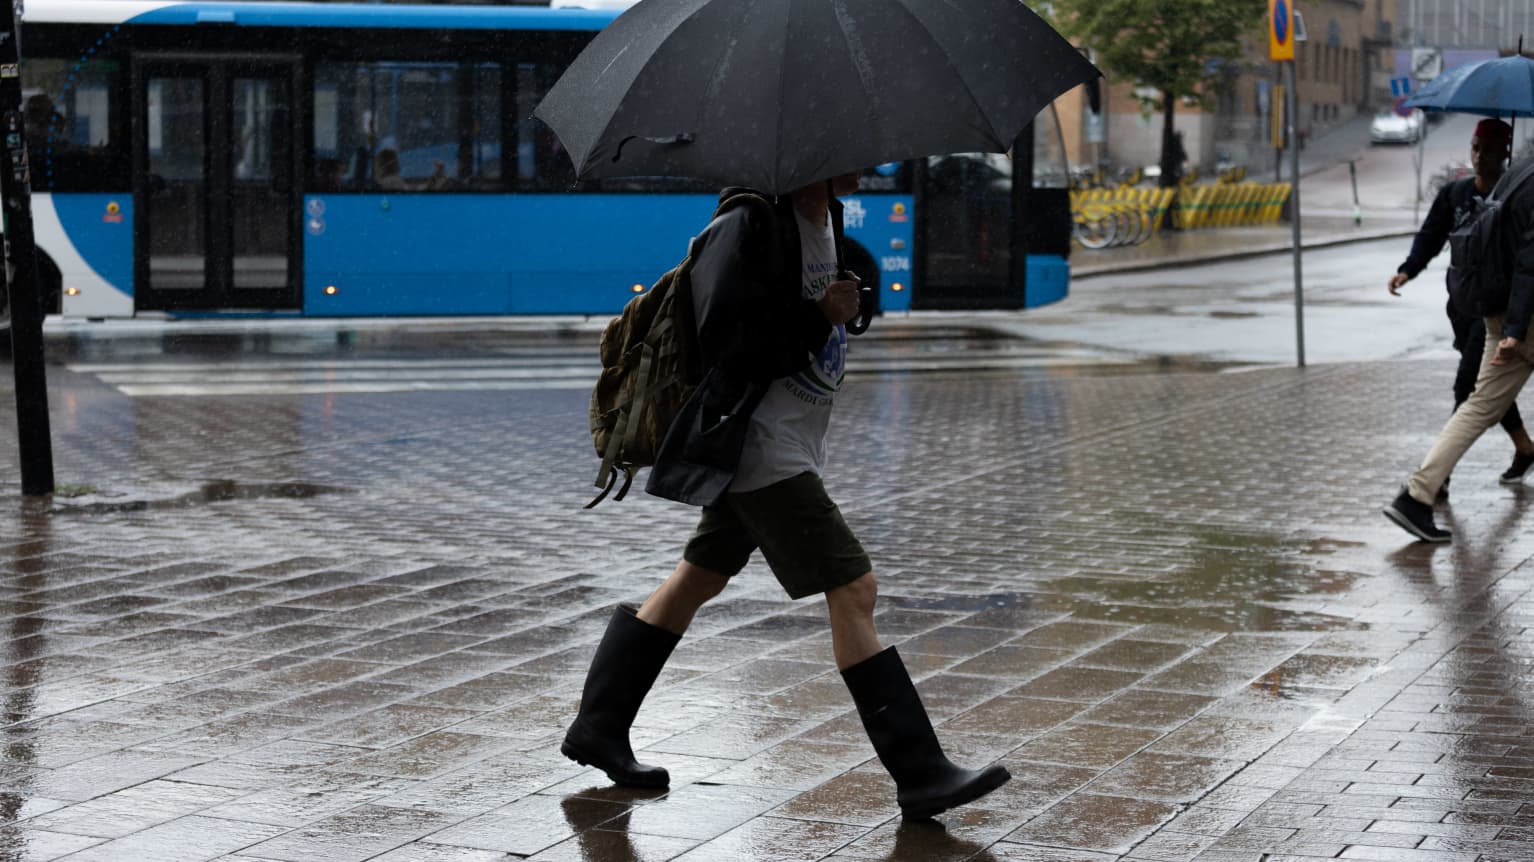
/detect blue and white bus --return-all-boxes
[16,0,1075,323]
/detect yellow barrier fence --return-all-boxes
[1069,182,1292,248]
[1170,182,1292,230]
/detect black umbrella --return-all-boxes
[533,0,1100,195]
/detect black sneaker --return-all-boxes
[1500,451,1534,485]
[1436,475,1450,502]
[1384,489,1451,543]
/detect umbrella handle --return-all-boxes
[846,282,874,336]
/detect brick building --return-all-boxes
[1054,0,1400,177]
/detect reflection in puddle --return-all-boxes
[881,530,1363,634]
[888,592,1030,613]
[1044,531,1365,632]
[38,480,348,516]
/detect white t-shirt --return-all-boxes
[730,208,847,493]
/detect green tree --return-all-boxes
[1047,0,1265,187]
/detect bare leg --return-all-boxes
[637,560,728,636]
[825,572,883,670]
[834,572,1010,819]
[1509,425,1534,454]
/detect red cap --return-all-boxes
[1475,118,1513,143]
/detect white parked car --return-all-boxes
[1370,109,1423,144]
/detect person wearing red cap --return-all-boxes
[1385,122,1534,541]
[1387,118,1534,502]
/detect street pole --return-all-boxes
[1414,110,1425,222]
[1349,159,1361,225]
[1286,59,1305,368]
[0,0,55,495]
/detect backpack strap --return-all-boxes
[584,462,630,509]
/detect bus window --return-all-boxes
[515,62,576,191]
[20,57,127,191]
[313,61,504,192]
[512,61,714,194]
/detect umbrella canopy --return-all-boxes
[1404,54,1534,118]
[533,0,1100,195]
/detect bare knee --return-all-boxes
[826,572,877,618]
[673,560,729,604]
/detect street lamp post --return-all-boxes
[1269,0,1305,367]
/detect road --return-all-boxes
[1016,237,1454,367]
[1303,111,1479,216]
[53,235,1454,396]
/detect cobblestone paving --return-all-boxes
[1,352,1533,861]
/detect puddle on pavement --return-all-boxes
[36,480,349,516]
[882,531,1363,634]
[888,592,1030,613]
[1095,302,1186,316]
[1043,532,1365,633]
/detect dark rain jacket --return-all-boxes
[1398,176,1481,284]
[1494,157,1534,341]
[645,187,841,507]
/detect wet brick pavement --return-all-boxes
[2,350,1534,862]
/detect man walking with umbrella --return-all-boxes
[1387,118,1534,498]
[1385,147,1534,541]
[560,171,1012,818]
[534,0,1099,817]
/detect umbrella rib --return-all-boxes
[586,0,720,174]
[826,0,885,165]
[885,0,1006,147]
[775,0,794,193]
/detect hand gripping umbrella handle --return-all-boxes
[829,178,873,336]
[845,278,874,336]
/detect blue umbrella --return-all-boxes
[1403,53,1534,119]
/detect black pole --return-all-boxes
[1349,159,1361,225]
[911,157,928,309]
[1008,124,1034,307]
[1515,37,1525,156]
[0,0,55,496]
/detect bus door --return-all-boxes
[133,57,300,312]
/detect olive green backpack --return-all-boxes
[586,192,773,507]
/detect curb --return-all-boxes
[1073,225,1416,279]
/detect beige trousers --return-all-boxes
[1409,315,1534,504]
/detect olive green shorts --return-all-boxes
[682,472,871,599]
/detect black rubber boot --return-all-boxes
[560,603,681,788]
[842,646,1011,819]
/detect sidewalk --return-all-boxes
[1,335,1533,860]
[1072,213,1415,279]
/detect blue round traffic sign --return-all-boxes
[1273,0,1289,44]
[1393,96,1413,118]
